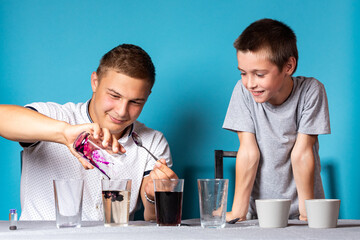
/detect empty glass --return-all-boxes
[53,179,84,228]
[198,179,229,228]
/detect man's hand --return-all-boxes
[144,159,178,200]
[141,159,178,221]
[63,123,126,169]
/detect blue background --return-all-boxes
[1,0,359,220]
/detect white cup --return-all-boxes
[305,199,340,228]
[255,199,291,228]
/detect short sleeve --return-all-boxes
[298,80,331,135]
[25,102,68,121]
[223,81,255,133]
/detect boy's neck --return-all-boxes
[268,76,293,106]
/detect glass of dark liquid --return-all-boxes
[153,179,184,226]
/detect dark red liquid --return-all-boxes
[155,191,183,226]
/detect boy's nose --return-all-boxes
[246,76,257,89]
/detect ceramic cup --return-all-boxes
[305,199,340,228]
[255,199,291,228]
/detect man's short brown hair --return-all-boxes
[234,18,298,74]
[97,44,155,87]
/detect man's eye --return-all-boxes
[110,94,120,98]
[131,101,142,105]
[256,73,265,77]
[240,72,246,76]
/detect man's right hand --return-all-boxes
[63,123,126,169]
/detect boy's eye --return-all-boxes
[256,73,265,77]
[240,72,246,76]
[131,101,142,105]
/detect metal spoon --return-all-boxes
[131,132,158,161]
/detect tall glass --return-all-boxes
[101,179,131,227]
[53,179,84,229]
[154,179,184,226]
[198,179,228,228]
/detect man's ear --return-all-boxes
[91,72,99,92]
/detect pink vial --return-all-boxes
[73,132,116,179]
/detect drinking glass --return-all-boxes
[101,179,132,227]
[53,179,84,228]
[198,179,229,228]
[154,179,184,226]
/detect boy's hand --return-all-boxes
[299,215,307,221]
[226,211,247,223]
[63,123,126,169]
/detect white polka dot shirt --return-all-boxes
[20,101,172,220]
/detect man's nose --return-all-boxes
[115,100,128,117]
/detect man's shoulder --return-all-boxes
[25,101,89,123]
[26,101,83,109]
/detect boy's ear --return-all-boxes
[285,57,297,75]
[91,72,99,92]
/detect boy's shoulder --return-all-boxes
[293,76,325,89]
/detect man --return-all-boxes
[0,44,177,221]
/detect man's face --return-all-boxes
[237,50,294,105]
[89,70,152,139]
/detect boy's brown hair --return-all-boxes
[234,18,298,74]
[97,44,155,87]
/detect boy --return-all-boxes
[223,19,330,221]
[0,44,177,221]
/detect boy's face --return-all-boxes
[89,70,152,139]
[237,50,294,105]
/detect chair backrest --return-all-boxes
[20,150,23,173]
[214,150,237,179]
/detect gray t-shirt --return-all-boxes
[223,76,331,218]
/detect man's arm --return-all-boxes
[0,104,124,168]
[140,159,178,221]
[140,175,156,221]
[226,131,260,222]
[291,133,317,221]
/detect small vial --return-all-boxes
[9,209,17,230]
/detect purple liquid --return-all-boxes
[74,134,112,179]
[155,191,183,226]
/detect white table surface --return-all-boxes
[0,219,359,240]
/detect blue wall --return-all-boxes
[1,0,359,220]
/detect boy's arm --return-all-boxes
[291,133,317,221]
[0,105,124,168]
[226,131,260,222]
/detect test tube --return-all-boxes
[9,209,17,230]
